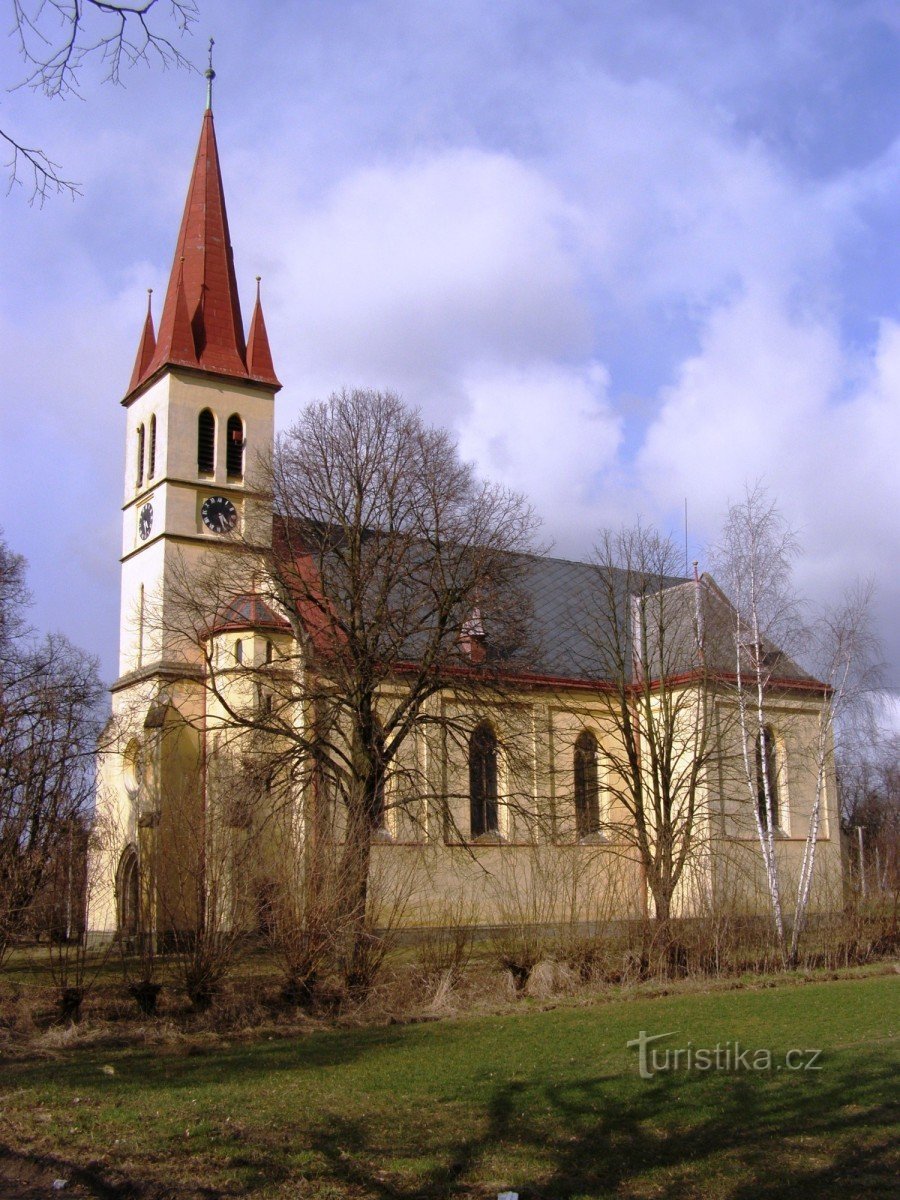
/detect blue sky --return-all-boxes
[1,0,898,690]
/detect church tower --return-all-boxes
[118,89,280,680]
[91,81,281,938]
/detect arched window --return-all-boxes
[235,638,244,664]
[265,639,274,664]
[123,738,142,797]
[574,730,601,838]
[756,726,780,830]
[136,424,145,487]
[226,414,244,478]
[469,722,499,838]
[116,847,139,936]
[148,414,157,479]
[197,408,215,475]
[372,727,387,831]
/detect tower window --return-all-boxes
[226,414,244,478]
[148,415,157,480]
[574,730,601,838]
[136,424,145,487]
[235,638,244,664]
[469,721,499,838]
[198,409,215,475]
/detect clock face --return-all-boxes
[201,495,238,534]
[138,503,153,541]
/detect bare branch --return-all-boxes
[6,1,199,202]
[2,127,81,203]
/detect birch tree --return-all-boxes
[712,484,881,964]
[712,484,799,950]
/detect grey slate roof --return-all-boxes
[481,552,688,682]
[491,552,816,686]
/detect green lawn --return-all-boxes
[0,974,897,1198]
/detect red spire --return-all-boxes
[124,105,280,401]
[127,290,157,395]
[154,257,198,368]
[246,277,280,388]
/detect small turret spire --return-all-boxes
[246,275,280,388]
[205,38,216,111]
[127,288,157,395]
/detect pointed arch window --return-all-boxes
[136,424,145,487]
[372,726,387,832]
[148,415,157,480]
[226,414,245,479]
[198,408,215,475]
[235,638,244,665]
[755,725,781,830]
[574,730,601,838]
[469,722,499,838]
[116,847,139,936]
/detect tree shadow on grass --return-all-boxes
[3,1028,896,1198]
[303,1050,897,1199]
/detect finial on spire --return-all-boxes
[205,37,216,110]
[146,287,153,317]
[255,274,262,301]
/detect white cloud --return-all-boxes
[455,360,621,553]
[2,0,899,686]
[634,290,900,670]
[240,148,590,420]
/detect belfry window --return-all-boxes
[469,722,499,838]
[148,415,157,480]
[574,730,601,838]
[136,424,145,487]
[226,414,244,479]
[198,409,215,475]
[755,725,780,831]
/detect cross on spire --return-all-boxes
[205,38,216,110]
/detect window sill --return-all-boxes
[576,831,609,846]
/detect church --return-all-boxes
[87,92,844,943]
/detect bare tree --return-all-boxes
[838,722,899,897]
[157,752,262,1011]
[5,0,198,203]
[161,389,540,995]
[789,583,884,958]
[0,534,105,962]
[712,483,882,964]
[564,524,723,941]
[711,484,801,949]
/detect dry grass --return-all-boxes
[0,897,896,1053]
